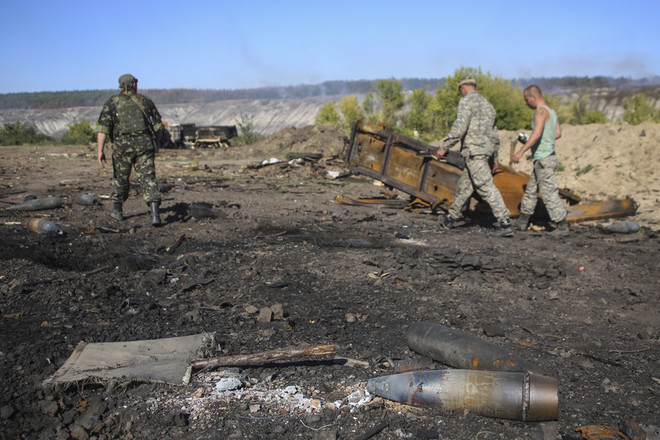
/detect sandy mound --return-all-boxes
[499,122,659,227]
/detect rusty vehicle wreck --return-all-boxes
[342,120,637,223]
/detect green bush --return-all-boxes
[0,121,55,145]
[623,94,659,125]
[337,95,362,133]
[233,113,262,145]
[61,121,96,145]
[315,102,342,128]
[566,95,607,124]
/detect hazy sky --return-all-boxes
[2,0,658,93]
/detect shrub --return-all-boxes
[233,113,262,145]
[566,95,607,124]
[62,121,96,145]
[315,102,342,128]
[0,121,55,145]
[623,94,659,125]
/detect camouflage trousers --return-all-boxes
[519,154,566,223]
[448,155,510,222]
[110,134,160,204]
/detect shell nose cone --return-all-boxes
[366,376,389,396]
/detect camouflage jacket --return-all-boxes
[441,90,500,161]
[97,91,163,140]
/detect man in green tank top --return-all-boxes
[512,85,569,237]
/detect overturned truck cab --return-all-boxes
[343,120,636,223]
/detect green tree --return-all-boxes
[61,121,96,145]
[375,79,405,128]
[403,88,432,139]
[623,93,659,125]
[361,92,378,124]
[428,67,532,139]
[315,102,342,128]
[337,94,362,132]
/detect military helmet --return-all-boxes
[118,74,138,89]
[458,76,477,87]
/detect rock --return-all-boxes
[0,405,15,420]
[603,221,641,234]
[271,303,284,320]
[69,424,89,440]
[257,307,273,322]
[38,400,59,417]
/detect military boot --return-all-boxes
[110,202,123,221]
[149,202,162,227]
[512,214,530,231]
[548,219,570,237]
[488,219,514,237]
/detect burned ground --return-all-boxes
[0,126,658,440]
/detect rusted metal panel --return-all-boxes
[345,120,636,223]
[566,198,637,223]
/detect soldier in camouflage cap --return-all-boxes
[97,74,164,226]
[434,75,513,237]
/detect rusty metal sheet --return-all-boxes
[344,120,636,223]
[566,198,637,223]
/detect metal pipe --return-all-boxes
[407,321,539,373]
[366,369,558,421]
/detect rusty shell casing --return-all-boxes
[27,218,62,235]
[367,369,558,421]
[407,321,539,373]
[7,197,63,211]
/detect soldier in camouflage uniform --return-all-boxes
[434,76,513,237]
[511,85,569,237]
[97,74,163,226]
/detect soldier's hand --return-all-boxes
[434,148,447,159]
[98,152,106,168]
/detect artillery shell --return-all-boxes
[73,193,99,206]
[366,369,558,421]
[27,218,63,235]
[7,197,63,211]
[407,321,539,373]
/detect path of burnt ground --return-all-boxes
[0,145,658,440]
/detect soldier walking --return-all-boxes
[434,76,513,237]
[96,74,163,226]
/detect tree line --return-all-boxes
[316,68,660,141]
[2,75,658,110]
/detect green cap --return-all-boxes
[458,76,477,87]
[118,74,138,89]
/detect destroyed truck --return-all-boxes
[165,123,237,149]
[341,120,636,224]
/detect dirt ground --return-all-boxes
[0,123,658,440]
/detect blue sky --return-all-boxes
[1,0,659,93]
